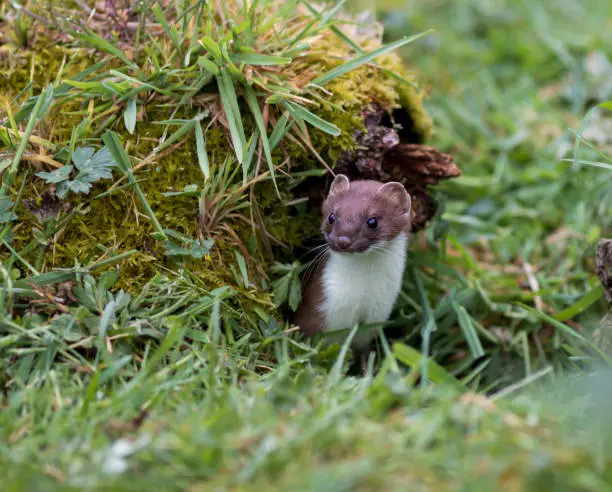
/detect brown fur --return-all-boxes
[293,259,326,336]
[293,175,411,336]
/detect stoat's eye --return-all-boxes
[328,213,336,225]
[366,217,378,229]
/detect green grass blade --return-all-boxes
[200,36,223,63]
[2,84,54,194]
[518,303,609,361]
[197,56,220,75]
[102,130,168,240]
[311,31,432,87]
[2,240,39,276]
[562,159,612,171]
[216,69,247,163]
[283,101,340,136]
[152,3,182,62]
[452,301,485,359]
[233,250,250,288]
[599,101,612,110]
[229,53,292,65]
[184,2,204,66]
[553,284,605,322]
[412,267,437,387]
[141,317,186,377]
[243,129,259,182]
[79,370,100,417]
[244,85,278,194]
[491,366,554,401]
[155,120,197,153]
[108,70,166,96]
[320,0,347,23]
[328,325,360,386]
[73,29,142,75]
[194,120,210,180]
[124,98,137,134]
[393,343,466,391]
[269,112,291,150]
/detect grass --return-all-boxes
[1,0,612,490]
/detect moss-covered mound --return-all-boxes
[0,0,433,308]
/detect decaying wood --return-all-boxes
[596,238,612,302]
[333,104,461,232]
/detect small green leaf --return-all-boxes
[272,274,291,307]
[288,274,302,311]
[99,299,117,337]
[56,181,70,199]
[72,148,95,169]
[68,180,92,194]
[50,146,117,196]
[124,98,137,134]
[36,165,73,184]
[76,147,115,174]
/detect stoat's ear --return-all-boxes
[379,181,411,214]
[328,174,350,196]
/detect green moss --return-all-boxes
[0,37,91,98]
[3,10,434,305]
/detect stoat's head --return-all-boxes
[321,174,411,254]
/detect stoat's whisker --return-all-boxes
[297,241,328,260]
[368,244,393,255]
[302,246,329,285]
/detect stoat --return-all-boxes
[293,174,411,350]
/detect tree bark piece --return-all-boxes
[334,105,461,232]
[596,238,612,302]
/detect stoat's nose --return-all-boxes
[336,236,352,250]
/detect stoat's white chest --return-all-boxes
[319,233,408,348]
